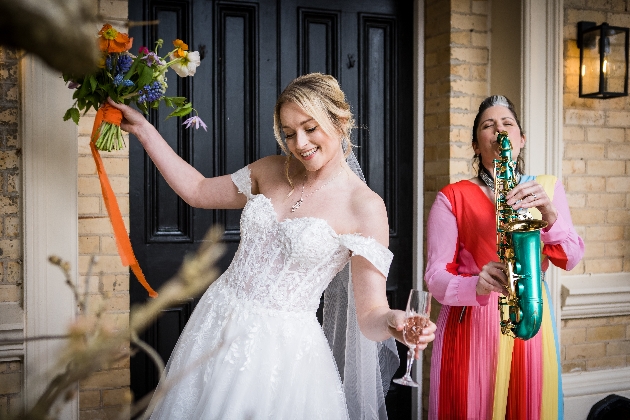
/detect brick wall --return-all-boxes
[0,45,23,418]
[77,1,132,418]
[559,0,630,374]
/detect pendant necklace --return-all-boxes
[478,165,521,193]
[291,169,344,212]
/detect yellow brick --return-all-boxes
[79,236,100,254]
[102,387,132,407]
[79,196,101,215]
[566,193,586,208]
[451,0,471,13]
[567,209,606,225]
[565,10,606,26]
[586,193,626,208]
[586,356,627,370]
[0,108,17,124]
[79,217,114,235]
[451,47,488,64]
[603,241,627,258]
[99,1,128,19]
[452,13,487,31]
[607,144,630,159]
[563,159,586,175]
[451,31,471,47]
[0,372,21,394]
[76,275,100,295]
[471,0,488,15]
[565,109,606,126]
[470,65,488,81]
[586,225,625,241]
[586,127,625,143]
[587,160,626,175]
[4,261,21,283]
[562,360,586,373]
[0,239,21,260]
[101,275,129,293]
[583,241,606,259]
[85,293,129,313]
[0,151,18,170]
[565,342,606,361]
[78,156,97,175]
[108,176,129,195]
[4,216,19,237]
[102,158,129,176]
[607,208,630,224]
[607,177,630,192]
[0,285,20,303]
[100,236,119,255]
[562,328,587,345]
[567,176,606,192]
[452,79,488,97]
[586,324,626,342]
[79,369,129,390]
[79,255,127,275]
[607,111,630,128]
[451,111,476,127]
[78,177,105,196]
[451,63,471,79]
[565,143,606,159]
[584,258,624,273]
[79,390,101,409]
[564,126,585,142]
[6,172,18,194]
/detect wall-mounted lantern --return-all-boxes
[577,21,629,98]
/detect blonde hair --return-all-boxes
[273,73,355,191]
[273,73,355,155]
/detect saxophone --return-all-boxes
[494,131,548,340]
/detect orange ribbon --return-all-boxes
[91,104,158,298]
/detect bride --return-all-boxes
[109,73,436,419]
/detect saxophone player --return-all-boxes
[425,95,584,420]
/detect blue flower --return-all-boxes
[137,81,164,104]
[116,54,133,74]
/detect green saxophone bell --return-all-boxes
[504,220,547,340]
[494,131,548,341]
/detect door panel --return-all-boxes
[129,0,413,417]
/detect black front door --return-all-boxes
[129,0,414,417]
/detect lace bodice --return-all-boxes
[227,166,393,313]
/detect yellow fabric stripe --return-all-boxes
[529,175,556,220]
[540,286,559,419]
[492,333,515,420]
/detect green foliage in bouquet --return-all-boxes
[63,24,205,151]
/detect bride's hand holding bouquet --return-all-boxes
[63,23,206,152]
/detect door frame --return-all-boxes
[411,0,425,418]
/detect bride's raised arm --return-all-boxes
[108,98,247,210]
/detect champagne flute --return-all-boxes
[393,289,432,387]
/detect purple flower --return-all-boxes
[116,54,133,74]
[142,52,166,67]
[183,116,207,131]
[67,81,81,89]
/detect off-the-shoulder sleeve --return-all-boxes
[338,234,393,278]
[230,165,253,200]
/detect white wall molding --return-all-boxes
[561,273,630,319]
[522,0,564,329]
[563,367,630,420]
[21,55,78,418]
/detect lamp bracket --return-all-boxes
[577,21,596,49]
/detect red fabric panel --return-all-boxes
[441,182,498,271]
[542,244,568,270]
[506,339,527,420]
[438,307,471,419]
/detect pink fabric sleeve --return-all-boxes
[540,180,585,271]
[424,193,490,307]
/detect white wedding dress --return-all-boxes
[149,166,394,420]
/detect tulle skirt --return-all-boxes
[149,279,349,420]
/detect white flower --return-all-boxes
[183,115,208,131]
[170,51,201,77]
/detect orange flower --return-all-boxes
[172,39,189,58]
[98,24,133,53]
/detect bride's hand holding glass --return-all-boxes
[389,289,434,387]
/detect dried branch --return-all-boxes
[11,226,225,420]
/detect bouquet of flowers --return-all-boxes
[63,23,206,151]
